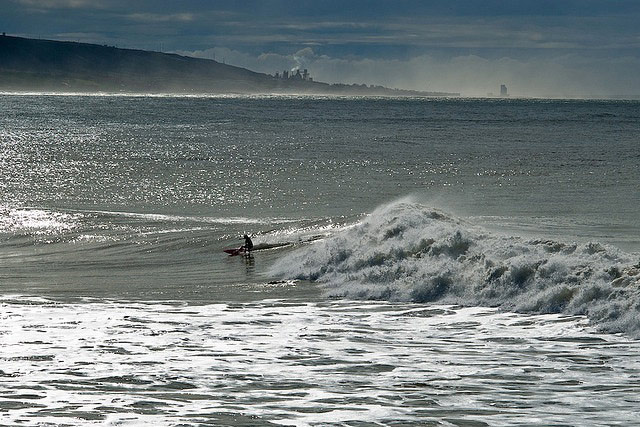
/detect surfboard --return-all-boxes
[223,241,294,256]
[223,246,245,256]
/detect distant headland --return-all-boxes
[0,35,459,97]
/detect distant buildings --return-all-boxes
[274,68,313,82]
[487,84,510,98]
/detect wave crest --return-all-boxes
[272,201,640,335]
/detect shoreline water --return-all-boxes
[2,295,640,426]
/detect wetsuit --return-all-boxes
[244,235,254,252]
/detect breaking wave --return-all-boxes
[272,200,640,336]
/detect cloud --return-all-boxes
[175,47,298,71]
[307,53,640,98]
[6,1,640,56]
[124,13,195,23]
[5,0,640,98]
[177,47,640,98]
[13,0,104,8]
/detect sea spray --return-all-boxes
[271,200,640,335]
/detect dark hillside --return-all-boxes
[0,35,458,96]
[0,35,278,92]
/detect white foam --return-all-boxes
[1,296,637,426]
[272,200,640,336]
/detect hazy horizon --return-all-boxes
[176,46,640,99]
[2,0,640,98]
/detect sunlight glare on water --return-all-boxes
[2,296,639,426]
[1,95,640,425]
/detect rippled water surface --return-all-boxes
[3,296,640,426]
[1,95,640,425]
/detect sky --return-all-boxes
[2,0,640,97]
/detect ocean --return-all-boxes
[1,94,639,426]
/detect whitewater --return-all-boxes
[273,199,640,336]
[1,94,640,426]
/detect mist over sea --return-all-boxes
[1,94,639,425]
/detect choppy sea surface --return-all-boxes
[1,94,640,426]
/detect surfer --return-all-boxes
[243,234,254,254]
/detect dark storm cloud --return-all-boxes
[2,0,639,96]
[4,0,639,51]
